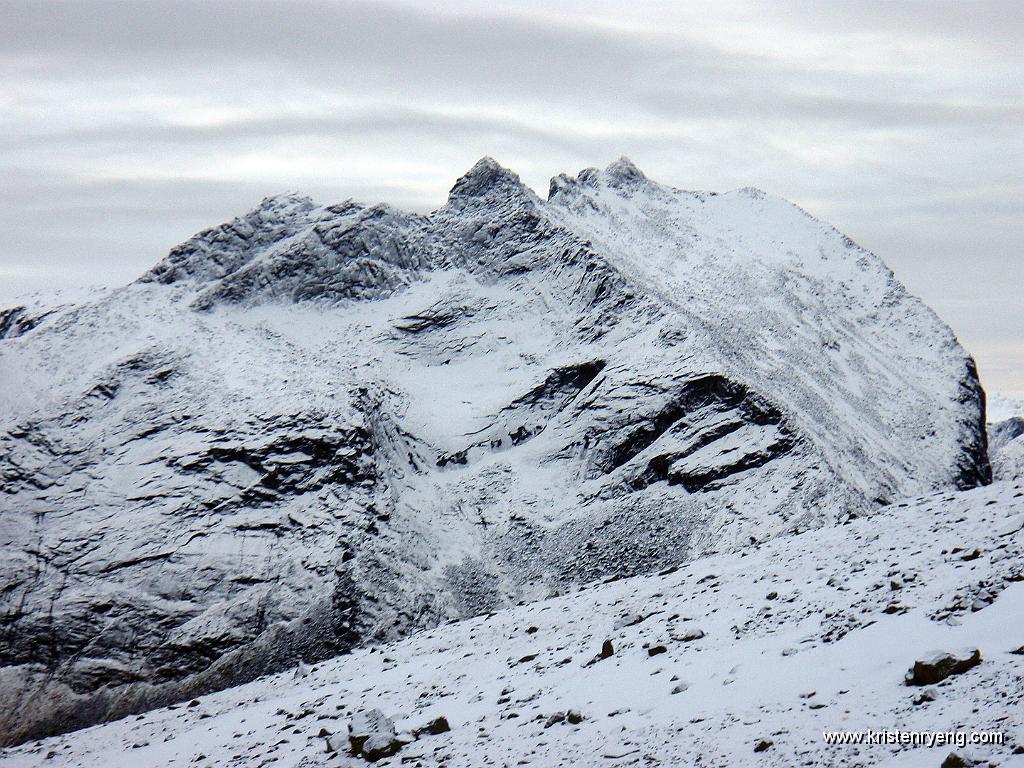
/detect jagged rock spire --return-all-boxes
[448,157,530,204]
[604,156,647,187]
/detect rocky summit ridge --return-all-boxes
[0,158,989,745]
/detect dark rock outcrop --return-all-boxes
[905,649,982,686]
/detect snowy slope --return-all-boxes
[548,161,989,499]
[0,159,989,744]
[1,480,1021,768]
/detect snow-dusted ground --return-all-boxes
[3,479,1021,768]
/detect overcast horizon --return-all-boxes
[1,0,1021,395]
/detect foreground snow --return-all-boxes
[3,479,1022,768]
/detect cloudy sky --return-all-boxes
[1,0,1021,394]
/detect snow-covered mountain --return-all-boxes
[2,479,1021,768]
[0,158,990,745]
[988,395,1024,482]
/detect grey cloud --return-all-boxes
[775,0,1024,54]
[3,1,1017,143]
[0,0,692,96]
[0,105,620,158]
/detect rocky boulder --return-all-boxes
[905,648,982,686]
[348,709,404,762]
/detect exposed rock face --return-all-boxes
[0,305,59,340]
[0,158,990,745]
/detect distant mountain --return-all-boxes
[986,395,1024,480]
[0,158,989,744]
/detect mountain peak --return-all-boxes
[604,156,647,187]
[447,157,530,204]
[254,191,316,213]
[547,157,649,201]
[140,192,318,286]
